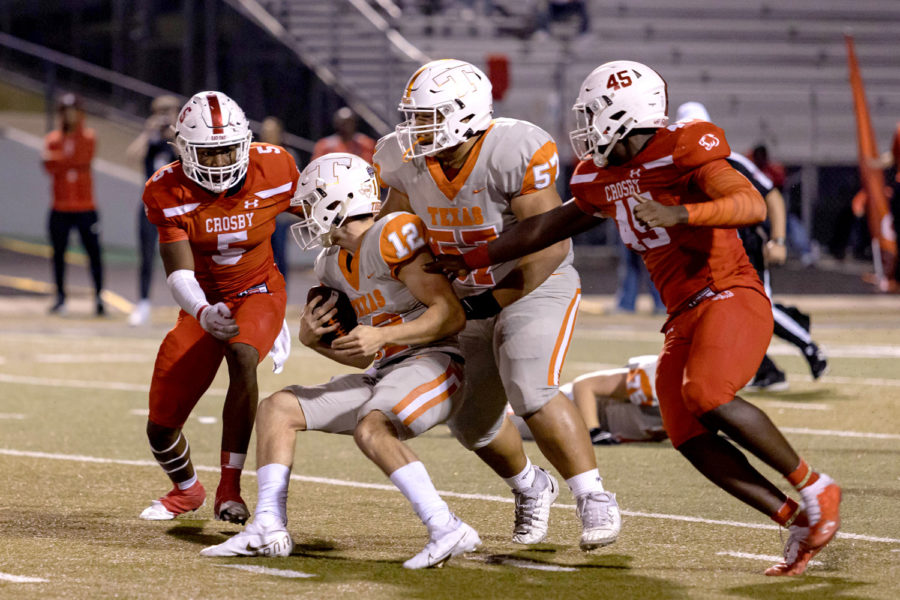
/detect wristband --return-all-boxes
[769,238,786,246]
[462,245,491,269]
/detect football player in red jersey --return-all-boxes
[428,61,841,576]
[138,91,300,524]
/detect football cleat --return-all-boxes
[403,517,481,569]
[799,474,841,548]
[140,480,206,520]
[744,369,789,392]
[765,524,819,576]
[215,490,250,525]
[511,466,559,544]
[200,520,293,557]
[129,300,151,326]
[803,344,829,380]
[577,491,621,550]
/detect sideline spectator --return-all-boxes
[42,93,105,316]
[126,94,180,326]
[311,107,375,163]
[614,238,665,314]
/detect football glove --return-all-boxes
[199,302,238,340]
[460,290,503,320]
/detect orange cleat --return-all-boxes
[140,480,206,520]
[765,524,821,576]
[800,474,841,548]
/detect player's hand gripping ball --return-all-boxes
[306,285,358,346]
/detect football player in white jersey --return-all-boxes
[510,355,666,445]
[375,58,621,550]
[201,153,480,569]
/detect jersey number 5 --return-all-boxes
[614,195,671,251]
[213,231,247,265]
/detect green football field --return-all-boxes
[1,295,898,599]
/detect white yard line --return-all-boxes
[1,448,898,545]
[0,373,226,396]
[757,401,830,411]
[34,353,156,364]
[0,413,25,419]
[213,564,316,578]
[0,572,49,583]
[781,427,900,440]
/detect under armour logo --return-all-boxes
[245,198,259,209]
[629,169,641,178]
[698,134,720,151]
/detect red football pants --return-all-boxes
[148,289,286,428]
[655,287,772,448]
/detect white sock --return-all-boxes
[176,474,197,491]
[254,463,291,525]
[503,457,535,492]
[566,469,604,497]
[389,461,452,531]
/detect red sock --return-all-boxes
[787,458,820,491]
[219,451,245,491]
[771,497,804,527]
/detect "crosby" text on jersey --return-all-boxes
[205,213,255,233]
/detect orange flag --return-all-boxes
[846,34,897,290]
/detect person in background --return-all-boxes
[258,116,300,285]
[749,144,818,266]
[614,237,665,314]
[42,92,105,316]
[311,106,376,163]
[126,94,180,326]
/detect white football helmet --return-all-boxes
[174,91,252,193]
[290,152,381,250]
[396,59,493,160]
[569,60,669,167]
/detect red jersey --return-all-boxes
[42,124,96,212]
[143,142,300,300]
[570,121,764,313]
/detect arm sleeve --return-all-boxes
[685,160,767,227]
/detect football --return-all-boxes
[305,285,358,346]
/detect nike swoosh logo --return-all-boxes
[472,187,486,194]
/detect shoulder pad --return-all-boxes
[672,121,731,169]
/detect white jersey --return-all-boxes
[314,211,458,368]
[375,117,573,298]
[625,354,658,407]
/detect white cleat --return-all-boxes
[140,500,178,521]
[577,491,621,550]
[128,300,151,326]
[403,518,481,569]
[511,466,559,544]
[200,520,294,557]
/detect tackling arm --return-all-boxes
[464,200,601,269]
